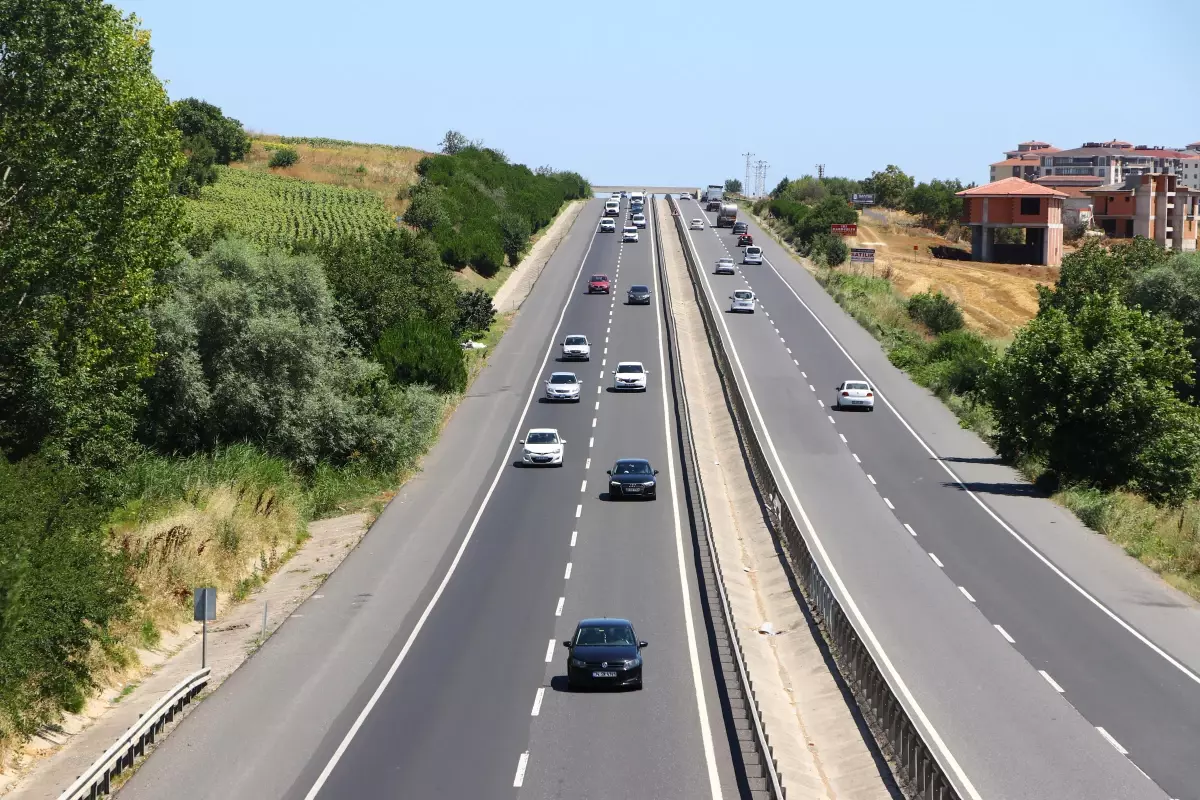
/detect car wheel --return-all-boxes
[868,406,874,412]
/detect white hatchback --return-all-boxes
[834,380,875,411]
[521,428,565,466]
[612,361,649,391]
[743,246,763,265]
[561,335,591,361]
[714,258,735,275]
[729,289,756,313]
[690,218,705,230]
[623,226,639,242]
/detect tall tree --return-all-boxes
[0,1,183,484]
[725,178,743,194]
[439,130,469,155]
[173,98,249,165]
[862,164,915,208]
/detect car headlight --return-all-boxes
[623,657,641,668]
[642,480,656,487]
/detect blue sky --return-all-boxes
[117,0,1196,188]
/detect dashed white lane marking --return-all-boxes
[564,562,573,579]
[605,336,609,343]
[580,480,587,493]
[1039,670,1064,692]
[828,415,835,424]
[809,384,815,391]
[589,437,594,448]
[599,370,605,379]
[929,552,944,568]
[555,597,565,616]
[570,530,577,547]
[959,586,976,603]
[592,418,597,428]
[780,337,786,343]
[867,474,876,484]
[607,326,611,333]
[585,457,591,469]
[995,624,1015,644]
[574,505,582,518]
[596,385,601,395]
[884,497,895,510]
[1096,727,1128,755]
[513,752,530,787]
[793,359,799,366]
[839,433,847,443]
[786,347,792,354]
[602,359,606,366]
[604,347,608,355]
[531,688,545,716]
[904,523,917,536]
[818,399,824,408]
[544,639,555,662]
[853,453,861,463]
[595,401,600,410]
[801,371,807,378]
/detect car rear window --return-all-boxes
[565,336,587,346]
[549,374,577,384]
[590,275,608,282]
[718,258,733,264]
[846,382,869,391]
[630,285,649,293]
[526,432,558,444]
[747,247,761,254]
[617,364,643,374]
[734,291,753,300]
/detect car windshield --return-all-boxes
[565,336,587,346]
[634,214,644,220]
[734,291,753,300]
[624,227,636,233]
[526,432,558,445]
[549,374,577,384]
[845,382,870,391]
[575,624,636,646]
[617,364,643,374]
[630,285,649,293]
[590,275,608,282]
[613,461,652,475]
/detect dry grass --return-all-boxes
[235,134,428,218]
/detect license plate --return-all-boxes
[592,671,617,678]
[625,487,642,493]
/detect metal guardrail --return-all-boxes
[652,198,783,799]
[57,668,210,800]
[665,195,961,800]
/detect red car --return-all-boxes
[588,274,611,293]
[737,233,754,247]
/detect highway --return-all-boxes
[674,196,1200,799]
[120,198,742,800]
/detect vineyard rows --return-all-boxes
[185,166,395,247]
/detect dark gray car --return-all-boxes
[626,284,652,305]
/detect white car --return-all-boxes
[743,245,763,265]
[610,191,622,199]
[680,192,692,200]
[689,218,705,230]
[714,257,735,275]
[604,200,620,216]
[834,380,875,411]
[545,372,582,402]
[631,213,647,229]
[561,334,591,361]
[729,289,756,313]
[612,361,648,391]
[522,428,565,466]
[600,217,616,232]
[622,226,639,242]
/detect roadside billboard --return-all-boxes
[831,223,857,236]
[850,248,875,264]
[852,194,875,205]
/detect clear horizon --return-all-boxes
[117,0,1197,188]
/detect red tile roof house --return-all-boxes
[956,178,1066,267]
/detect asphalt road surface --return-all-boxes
[674,197,1200,799]
[121,198,741,800]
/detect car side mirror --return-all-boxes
[653,469,659,475]
[606,469,612,475]
[560,440,566,444]
[562,641,572,648]
[638,641,648,648]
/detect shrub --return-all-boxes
[373,318,467,393]
[927,330,993,395]
[819,233,849,266]
[907,290,964,334]
[455,288,496,337]
[269,146,299,168]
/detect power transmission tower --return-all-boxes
[816,163,825,180]
[742,152,754,196]
[754,160,769,197]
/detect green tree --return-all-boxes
[903,178,966,230]
[862,164,915,208]
[770,176,790,198]
[0,2,183,485]
[455,288,496,338]
[439,130,469,155]
[373,318,467,393]
[402,182,449,231]
[173,98,249,165]
[1129,253,1200,400]
[171,133,218,197]
[499,211,532,265]
[907,290,965,334]
[1039,236,1170,317]
[725,178,743,194]
[986,292,1200,503]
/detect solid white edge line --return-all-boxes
[929,553,944,568]
[302,204,603,800]
[513,752,530,787]
[995,624,1015,644]
[531,687,545,716]
[1096,727,1128,755]
[678,205,983,800]
[652,200,724,799]
[756,249,1200,690]
[1039,669,1064,692]
[959,586,976,603]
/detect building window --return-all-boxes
[1021,198,1041,215]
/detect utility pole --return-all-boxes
[816,163,825,180]
[742,152,754,196]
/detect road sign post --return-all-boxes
[831,223,857,236]
[193,587,216,668]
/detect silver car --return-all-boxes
[714,257,735,275]
[729,289,756,313]
[600,217,616,232]
[545,372,582,402]
[632,213,647,229]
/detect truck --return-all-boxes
[703,185,724,211]
[716,202,738,228]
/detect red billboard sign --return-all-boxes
[831,223,857,236]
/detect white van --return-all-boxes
[629,191,645,206]
[604,199,620,216]
[743,246,763,265]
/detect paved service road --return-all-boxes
[671,198,1187,800]
[123,197,740,800]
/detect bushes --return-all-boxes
[373,318,467,393]
[809,232,848,267]
[269,146,299,168]
[907,290,964,334]
[456,288,496,338]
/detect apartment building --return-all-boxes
[1084,173,1198,252]
[957,177,1066,267]
[989,141,1056,183]
[989,140,1200,189]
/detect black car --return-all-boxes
[732,221,749,236]
[563,618,646,690]
[607,458,658,499]
[626,284,652,305]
